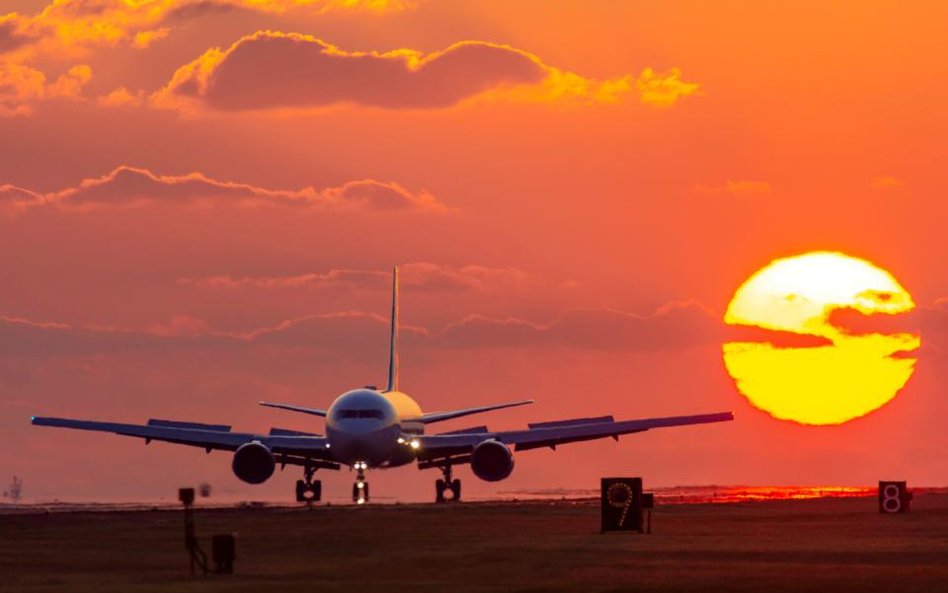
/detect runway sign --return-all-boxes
[601,477,645,532]
[878,481,912,514]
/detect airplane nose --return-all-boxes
[328,424,399,466]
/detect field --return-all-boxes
[2,494,946,593]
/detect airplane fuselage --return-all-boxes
[324,388,424,468]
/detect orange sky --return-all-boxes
[1,1,945,502]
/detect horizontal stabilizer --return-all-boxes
[259,402,327,417]
[269,427,321,437]
[528,416,613,430]
[147,419,231,432]
[418,399,534,424]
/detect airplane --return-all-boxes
[32,266,734,504]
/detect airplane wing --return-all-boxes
[415,412,734,465]
[31,416,337,467]
[415,399,534,424]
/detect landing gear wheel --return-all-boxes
[435,462,462,503]
[296,463,322,504]
[296,479,322,503]
[352,462,369,504]
[353,481,369,504]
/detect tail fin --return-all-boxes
[386,265,399,392]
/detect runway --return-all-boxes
[2,493,946,593]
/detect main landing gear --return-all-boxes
[352,462,369,505]
[295,464,322,504]
[435,461,461,503]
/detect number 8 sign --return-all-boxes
[878,481,911,514]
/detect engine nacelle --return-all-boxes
[232,441,275,484]
[470,439,514,482]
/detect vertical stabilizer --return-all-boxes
[386,265,399,392]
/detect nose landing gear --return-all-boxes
[295,463,322,504]
[435,462,461,503]
[352,462,369,504]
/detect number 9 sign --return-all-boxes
[601,477,644,532]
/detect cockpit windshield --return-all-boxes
[334,409,385,420]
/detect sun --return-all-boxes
[723,251,920,425]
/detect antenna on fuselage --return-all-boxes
[385,265,399,393]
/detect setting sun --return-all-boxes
[723,252,920,425]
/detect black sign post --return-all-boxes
[179,488,208,574]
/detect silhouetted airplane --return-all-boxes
[33,267,733,504]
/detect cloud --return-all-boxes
[825,306,919,337]
[400,263,530,292]
[1,1,419,59]
[0,312,394,357]
[2,4,690,115]
[247,312,404,351]
[0,62,92,116]
[0,184,42,214]
[635,67,701,106]
[821,300,948,362]
[435,305,715,351]
[222,0,421,15]
[132,27,170,49]
[183,269,389,290]
[826,300,947,353]
[97,86,145,107]
[0,315,220,356]
[0,63,46,116]
[180,263,529,292]
[152,32,638,112]
[0,14,30,53]
[0,301,833,358]
[2,1,419,51]
[0,165,445,212]
[721,324,833,348]
[439,302,831,351]
[695,180,772,196]
[46,64,92,98]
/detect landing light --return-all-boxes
[397,437,405,444]
[410,440,420,450]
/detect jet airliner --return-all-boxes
[33,267,733,503]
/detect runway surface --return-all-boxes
[2,493,946,592]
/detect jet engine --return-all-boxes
[232,441,275,484]
[470,439,514,481]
